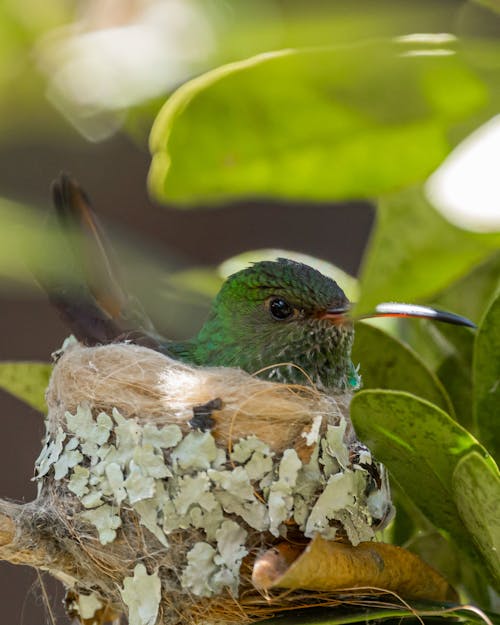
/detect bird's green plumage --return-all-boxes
[167,259,360,393]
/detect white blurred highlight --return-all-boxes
[38,0,214,140]
[400,49,455,57]
[395,33,457,44]
[395,33,456,59]
[426,115,500,232]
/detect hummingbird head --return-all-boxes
[192,258,359,392]
[187,257,476,393]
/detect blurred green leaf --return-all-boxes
[436,352,473,430]
[211,1,464,65]
[473,0,500,14]
[0,197,76,288]
[353,322,453,414]
[473,291,500,461]
[219,249,359,301]
[399,257,484,429]
[357,189,500,313]
[402,323,475,432]
[0,362,52,412]
[0,0,74,138]
[453,451,500,587]
[430,251,500,326]
[407,531,462,591]
[350,390,493,576]
[388,487,421,547]
[149,39,490,205]
[127,0,475,143]
[166,267,223,299]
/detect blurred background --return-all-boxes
[0,0,499,622]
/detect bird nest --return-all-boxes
[0,341,454,625]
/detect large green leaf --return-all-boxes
[452,451,500,586]
[149,38,500,314]
[149,39,490,205]
[473,291,500,460]
[0,362,52,413]
[350,390,493,573]
[352,322,453,415]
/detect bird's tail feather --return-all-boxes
[37,173,160,349]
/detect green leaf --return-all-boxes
[148,38,500,314]
[407,531,461,591]
[452,451,500,588]
[436,353,473,431]
[357,189,500,313]
[350,390,492,573]
[149,39,489,205]
[0,197,84,291]
[0,362,52,412]
[473,291,500,461]
[431,251,500,327]
[399,316,479,431]
[473,0,500,14]
[257,603,497,625]
[219,249,359,301]
[352,322,453,415]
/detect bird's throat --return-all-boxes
[257,324,359,393]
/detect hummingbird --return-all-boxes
[40,174,475,395]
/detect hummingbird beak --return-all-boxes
[318,303,352,325]
[319,301,476,329]
[357,303,476,329]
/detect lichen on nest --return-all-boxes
[30,341,392,625]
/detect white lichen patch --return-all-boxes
[65,405,112,458]
[81,504,122,544]
[188,503,224,541]
[120,564,161,625]
[35,398,389,599]
[324,421,349,469]
[104,462,126,503]
[209,466,255,502]
[301,414,323,446]
[123,462,156,504]
[305,469,374,543]
[75,592,103,621]
[267,448,302,536]
[181,521,248,597]
[171,431,225,471]
[214,520,248,595]
[142,423,183,449]
[134,491,170,548]
[68,465,90,497]
[174,473,212,515]
[35,428,66,478]
[181,542,219,597]
[230,436,273,463]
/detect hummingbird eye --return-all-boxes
[268,297,294,321]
